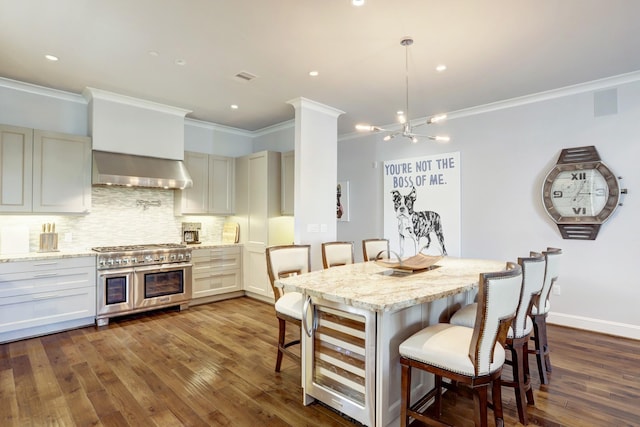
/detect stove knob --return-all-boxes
[159,255,166,261]
[107,259,115,266]
[170,254,177,261]
[178,254,184,260]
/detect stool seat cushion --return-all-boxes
[399,323,506,376]
[275,291,303,320]
[530,299,551,315]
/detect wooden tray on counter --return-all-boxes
[375,253,443,272]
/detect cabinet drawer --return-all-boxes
[0,285,96,333]
[0,256,96,275]
[0,267,95,297]
[193,247,241,269]
[193,269,241,298]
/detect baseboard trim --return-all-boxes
[547,312,640,340]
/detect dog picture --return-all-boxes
[391,186,447,256]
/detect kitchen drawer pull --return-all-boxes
[32,293,60,300]
[32,262,59,266]
[33,273,59,278]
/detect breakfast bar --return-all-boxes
[276,257,506,427]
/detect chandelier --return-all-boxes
[355,37,450,143]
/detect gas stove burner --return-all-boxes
[93,243,191,270]
[92,243,187,252]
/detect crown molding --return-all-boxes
[286,97,345,118]
[83,87,191,117]
[0,77,86,104]
[340,70,640,141]
[251,119,295,137]
[185,117,254,137]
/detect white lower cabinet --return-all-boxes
[190,246,242,305]
[0,256,97,343]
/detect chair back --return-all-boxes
[535,247,562,314]
[321,241,355,269]
[511,252,546,338]
[470,262,523,376]
[265,245,311,302]
[362,238,390,261]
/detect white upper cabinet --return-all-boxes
[281,150,294,215]
[175,151,235,215]
[32,130,91,213]
[0,125,91,214]
[0,125,33,212]
[208,155,235,214]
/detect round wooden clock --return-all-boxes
[542,146,622,240]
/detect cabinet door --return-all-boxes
[248,153,269,244]
[0,125,33,212]
[281,150,294,215]
[32,130,91,213]
[178,151,210,214]
[209,155,235,214]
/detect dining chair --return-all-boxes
[450,252,545,425]
[362,238,390,261]
[265,244,311,372]
[321,241,355,269]
[399,262,523,427]
[529,247,562,385]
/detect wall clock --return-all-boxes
[542,146,624,240]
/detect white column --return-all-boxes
[286,97,344,271]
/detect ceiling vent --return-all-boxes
[234,71,257,82]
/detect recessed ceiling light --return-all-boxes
[148,50,159,57]
[175,59,186,66]
[309,70,319,77]
[352,0,365,6]
[45,54,59,62]
[436,64,447,72]
[230,104,239,110]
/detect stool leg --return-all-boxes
[531,313,550,384]
[400,363,411,427]
[275,318,286,372]
[473,384,489,427]
[492,374,505,427]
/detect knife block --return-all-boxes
[39,232,59,252]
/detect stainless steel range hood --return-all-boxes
[92,150,193,189]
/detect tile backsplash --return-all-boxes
[0,187,227,252]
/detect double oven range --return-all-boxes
[93,243,193,326]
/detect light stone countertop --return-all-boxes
[276,257,508,312]
[0,250,96,263]
[188,242,242,250]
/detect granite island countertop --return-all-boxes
[276,257,507,312]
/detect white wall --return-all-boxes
[337,75,640,339]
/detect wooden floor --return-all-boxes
[0,297,638,427]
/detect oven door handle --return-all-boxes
[133,263,192,273]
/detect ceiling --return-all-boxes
[2,0,640,136]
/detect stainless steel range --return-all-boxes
[93,243,192,326]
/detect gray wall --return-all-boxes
[337,75,640,338]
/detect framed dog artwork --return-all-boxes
[337,180,350,221]
[383,153,461,257]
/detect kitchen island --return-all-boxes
[276,257,506,427]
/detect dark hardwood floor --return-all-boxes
[0,297,638,426]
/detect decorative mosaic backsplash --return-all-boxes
[0,187,227,252]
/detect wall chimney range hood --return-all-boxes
[92,150,193,189]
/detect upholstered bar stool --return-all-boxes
[265,244,311,372]
[321,241,355,269]
[449,253,545,425]
[362,238,390,261]
[399,262,523,427]
[529,247,562,385]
